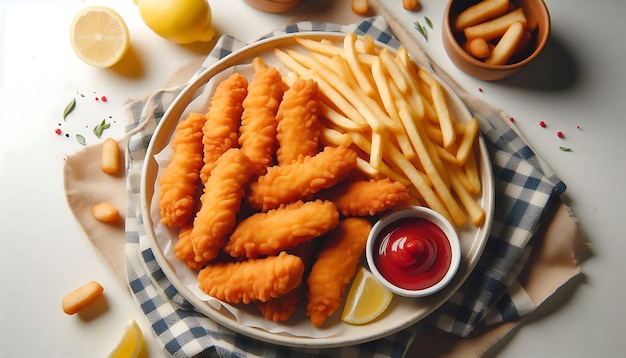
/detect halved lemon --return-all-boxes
[70,6,130,68]
[108,319,144,358]
[341,266,393,325]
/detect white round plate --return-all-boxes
[141,32,495,348]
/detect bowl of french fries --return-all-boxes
[442,0,550,80]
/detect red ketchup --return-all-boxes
[374,217,452,290]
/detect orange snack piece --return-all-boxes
[199,73,248,184]
[247,145,358,211]
[306,217,372,326]
[190,148,252,264]
[275,77,321,165]
[198,251,305,304]
[224,200,339,258]
[62,281,104,315]
[318,178,410,216]
[238,61,284,177]
[158,112,206,228]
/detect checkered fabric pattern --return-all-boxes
[124,16,565,357]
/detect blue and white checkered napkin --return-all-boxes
[124,16,566,357]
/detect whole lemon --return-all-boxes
[134,0,216,44]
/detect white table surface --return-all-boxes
[1,0,624,357]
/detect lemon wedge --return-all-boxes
[69,6,130,68]
[341,266,393,325]
[108,319,144,358]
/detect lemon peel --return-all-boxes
[341,266,393,325]
[108,319,144,358]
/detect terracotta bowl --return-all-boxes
[243,0,302,13]
[442,0,551,81]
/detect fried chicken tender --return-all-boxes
[174,225,206,271]
[257,240,320,322]
[275,78,321,165]
[224,200,339,258]
[247,146,358,211]
[198,251,305,304]
[306,217,372,327]
[199,73,248,184]
[159,112,207,228]
[190,148,252,264]
[238,62,284,177]
[318,178,410,216]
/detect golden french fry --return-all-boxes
[319,102,365,131]
[430,82,457,149]
[464,8,527,42]
[319,126,353,147]
[370,131,383,170]
[343,33,376,97]
[464,148,481,195]
[331,55,359,89]
[355,34,376,54]
[435,144,461,166]
[455,117,479,165]
[447,165,485,226]
[485,21,525,65]
[379,47,409,94]
[454,0,510,32]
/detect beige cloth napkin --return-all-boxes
[63,1,587,356]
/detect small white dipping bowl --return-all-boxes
[366,206,461,297]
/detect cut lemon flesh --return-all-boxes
[108,319,144,358]
[341,266,393,325]
[70,6,130,68]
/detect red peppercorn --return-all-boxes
[539,121,546,128]
[101,96,107,102]
[557,131,564,138]
[55,128,62,135]
[509,117,515,123]
[478,87,484,92]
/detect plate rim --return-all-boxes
[140,31,495,348]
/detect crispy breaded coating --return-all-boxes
[198,251,305,304]
[199,73,248,184]
[257,240,320,322]
[158,112,207,228]
[174,225,206,271]
[224,200,339,259]
[238,64,284,177]
[247,146,358,211]
[190,148,252,264]
[276,78,321,165]
[318,178,410,216]
[306,217,372,327]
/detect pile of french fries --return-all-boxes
[274,34,485,228]
[454,0,536,65]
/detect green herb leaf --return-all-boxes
[76,134,87,146]
[559,146,572,152]
[425,16,433,29]
[414,21,428,41]
[63,98,76,121]
[93,119,111,139]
